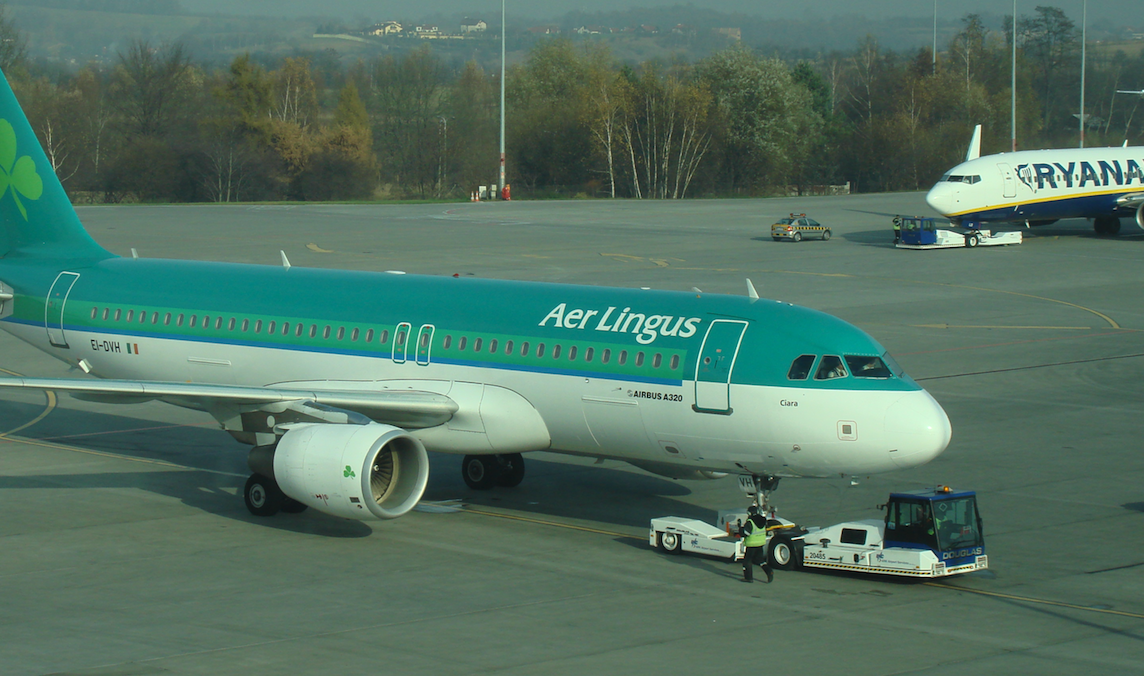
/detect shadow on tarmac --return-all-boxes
[2,399,720,537]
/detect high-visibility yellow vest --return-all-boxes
[743,515,768,547]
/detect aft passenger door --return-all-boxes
[45,271,80,348]
[693,319,748,414]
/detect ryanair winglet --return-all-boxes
[0,71,110,261]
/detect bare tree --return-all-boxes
[111,40,192,137]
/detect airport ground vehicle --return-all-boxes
[651,487,987,578]
[772,213,831,241]
[896,216,1021,249]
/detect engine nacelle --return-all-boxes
[274,423,429,520]
[1137,204,1144,230]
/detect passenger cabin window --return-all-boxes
[845,355,892,378]
[505,340,514,355]
[473,338,482,352]
[365,328,374,342]
[602,348,610,364]
[521,342,529,356]
[635,352,645,367]
[568,346,578,360]
[670,355,680,370]
[585,347,594,362]
[787,354,816,380]
[240,319,248,332]
[552,344,561,359]
[815,355,847,380]
[103,308,110,321]
[443,335,452,349]
[652,353,661,368]
[458,336,467,350]
[126,310,134,322]
[489,339,498,353]
[536,343,545,358]
[227,318,235,330]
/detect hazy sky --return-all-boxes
[178,0,1134,24]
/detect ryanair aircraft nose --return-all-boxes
[884,391,952,469]
[925,182,956,217]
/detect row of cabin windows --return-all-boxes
[439,334,680,370]
[90,306,395,344]
[787,354,893,381]
[87,306,680,371]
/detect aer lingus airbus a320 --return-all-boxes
[0,73,950,522]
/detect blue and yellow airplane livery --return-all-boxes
[0,72,951,521]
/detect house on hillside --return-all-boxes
[714,27,741,41]
[366,21,403,36]
[461,18,487,33]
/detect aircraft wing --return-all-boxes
[0,377,458,429]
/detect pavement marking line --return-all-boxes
[924,582,1144,620]
[911,324,1092,330]
[463,506,645,541]
[0,433,244,477]
[305,243,334,253]
[0,366,58,437]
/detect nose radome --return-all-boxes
[925,184,953,216]
[884,391,952,469]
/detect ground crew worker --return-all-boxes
[740,505,774,583]
[892,216,902,243]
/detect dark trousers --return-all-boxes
[743,545,769,581]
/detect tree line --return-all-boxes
[5,5,1144,202]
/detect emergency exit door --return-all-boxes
[692,319,748,414]
[45,271,80,348]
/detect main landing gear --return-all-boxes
[462,453,526,490]
[1094,215,1121,236]
[243,473,307,517]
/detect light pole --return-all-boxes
[1011,0,1017,151]
[932,0,937,74]
[1079,0,1087,148]
[498,0,506,196]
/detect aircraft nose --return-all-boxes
[884,391,952,469]
[925,183,954,216]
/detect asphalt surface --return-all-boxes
[2,194,1142,675]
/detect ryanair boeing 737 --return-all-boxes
[0,73,950,522]
[926,126,1144,236]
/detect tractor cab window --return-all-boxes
[845,355,892,378]
[787,354,816,380]
[932,496,983,551]
[814,355,847,380]
[884,499,937,550]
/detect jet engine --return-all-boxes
[1137,204,1144,230]
[273,423,429,520]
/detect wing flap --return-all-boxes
[0,377,458,429]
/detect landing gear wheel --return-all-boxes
[495,453,526,488]
[965,233,980,247]
[658,531,682,554]
[822,229,831,241]
[768,536,800,571]
[1095,216,1121,236]
[792,231,802,242]
[462,455,502,490]
[244,474,282,517]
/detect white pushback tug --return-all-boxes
[895,216,1022,250]
[650,483,987,579]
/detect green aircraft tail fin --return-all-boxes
[0,71,110,260]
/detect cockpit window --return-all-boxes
[814,355,847,380]
[947,175,964,183]
[845,355,892,378]
[787,354,816,380]
[946,174,981,185]
[881,351,906,378]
